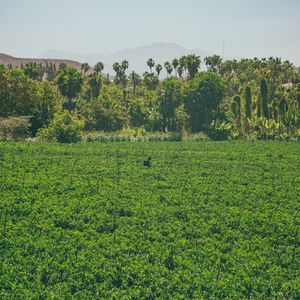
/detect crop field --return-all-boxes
[0,141,299,299]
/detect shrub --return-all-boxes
[188,132,210,141]
[37,111,83,143]
[83,131,183,142]
[248,118,299,140]
[0,116,31,141]
[206,120,231,141]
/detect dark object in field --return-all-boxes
[143,156,151,167]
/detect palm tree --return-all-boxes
[81,62,90,74]
[113,62,120,74]
[177,65,184,79]
[155,64,163,76]
[143,72,159,90]
[94,61,104,75]
[24,62,42,80]
[179,56,188,79]
[147,58,155,73]
[87,74,102,99]
[113,60,129,87]
[172,58,179,77]
[204,55,222,73]
[113,62,121,85]
[121,60,129,71]
[186,54,201,79]
[268,57,282,83]
[164,61,173,77]
[129,71,141,95]
[55,67,83,110]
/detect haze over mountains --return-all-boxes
[2,42,298,75]
[0,53,82,70]
[39,42,212,74]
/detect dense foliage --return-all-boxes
[0,141,299,298]
[0,55,299,141]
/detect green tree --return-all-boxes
[0,66,62,135]
[147,58,155,73]
[113,60,128,87]
[172,58,179,77]
[129,71,141,95]
[155,64,163,76]
[164,62,173,77]
[87,74,102,99]
[231,95,241,127]
[260,78,269,118]
[244,86,252,122]
[204,55,222,73]
[37,110,83,143]
[94,62,104,76]
[129,97,147,127]
[179,56,188,79]
[24,62,42,80]
[184,73,223,132]
[177,65,184,79]
[82,85,126,131]
[81,63,90,75]
[186,54,201,79]
[256,96,262,119]
[158,77,182,131]
[143,72,159,90]
[55,67,83,110]
[43,62,57,81]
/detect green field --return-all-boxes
[0,141,299,299]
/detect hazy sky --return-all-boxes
[1,0,299,64]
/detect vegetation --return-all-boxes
[0,141,299,298]
[0,55,299,142]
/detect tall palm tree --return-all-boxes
[121,60,129,71]
[177,65,184,79]
[55,67,83,110]
[147,58,155,73]
[113,60,128,87]
[143,72,159,90]
[81,62,90,74]
[186,55,201,79]
[179,56,188,80]
[172,58,179,77]
[94,61,104,75]
[113,62,120,75]
[155,64,163,76]
[129,71,141,95]
[164,62,173,77]
[204,55,222,73]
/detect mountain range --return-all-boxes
[39,43,212,74]
[0,53,82,71]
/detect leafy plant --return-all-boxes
[37,110,83,143]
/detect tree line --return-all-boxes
[0,55,299,141]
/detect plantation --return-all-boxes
[0,141,299,299]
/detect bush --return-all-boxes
[83,131,183,142]
[248,118,299,141]
[187,132,210,141]
[206,120,231,141]
[0,116,31,141]
[37,111,83,143]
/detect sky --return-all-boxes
[0,0,299,65]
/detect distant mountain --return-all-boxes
[2,43,249,77]
[39,49,102,66]
[40,43,212,74]
[0,53,82,71]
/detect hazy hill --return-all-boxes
[0,53,82,71]
[40,42,211,74]
[39,49,101,66]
